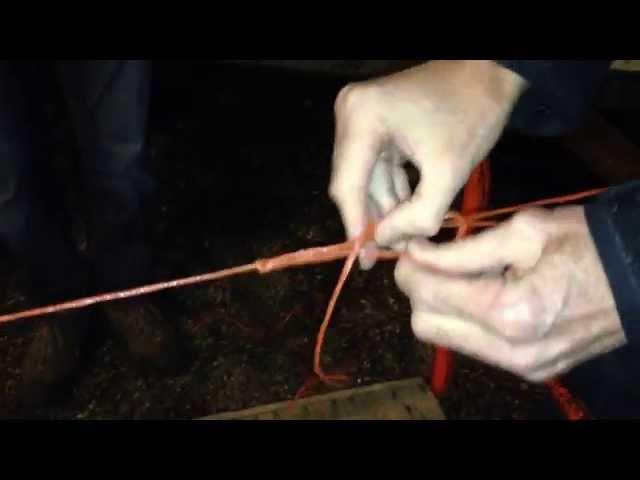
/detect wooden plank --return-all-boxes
[198,377,445,420]
[612,60,640,72]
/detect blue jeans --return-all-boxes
[0,61,154,299]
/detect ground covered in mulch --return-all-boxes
[0,62,616,419]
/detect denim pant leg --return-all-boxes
[55,61,156,291]
[0,61,86,301]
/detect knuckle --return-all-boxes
[493,289,550,342]
[394,260,409,291]
[410,313,424,340]
[510,349,540,376]
[502,316,535,342]
[394,258,416,296]
[492,308,530,342]
[328,181,343,203]
[334,82,369,116]
[510,208,550,235]
[523,370,548,384]
[334,84,351,114]
[551,359,570,377]
[503,326,531,343]
[328,177,355,205]
[407,213,440,237]
[410,312,440,345]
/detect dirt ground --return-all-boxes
[0,61,619,419]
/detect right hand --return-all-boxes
[394,205,625,382]
[329,60,528,268]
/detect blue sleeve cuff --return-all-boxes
[584,181,640,344]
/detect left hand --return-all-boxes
[394,205,626,382]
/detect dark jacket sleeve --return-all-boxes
[497,60,640,344]
[584,182,640,344]
[497,60,612,136]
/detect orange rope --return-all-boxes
[0,263,257,324]
[0,187,607,327]
[0,181,607,419]
[431,160,491,396]
[312,225,373,384]
[307,183,610,395]
[470,187,608,221]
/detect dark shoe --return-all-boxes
[19,312,89,409]
[103,298,182,373]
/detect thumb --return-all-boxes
[375,164,463,246]
[329,119,382,242]
[406,213,548,275]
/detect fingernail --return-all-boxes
[359,241,377,271]
[392,240,408,252]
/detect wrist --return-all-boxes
[494,60,528,94]
[485,60,529,112]
[446,60,528,121]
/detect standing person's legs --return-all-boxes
[0,61,92,407]
[55,60,155,289]
[55,61,180,371]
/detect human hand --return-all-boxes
[329,60,527,268]
[394,205,626,382]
